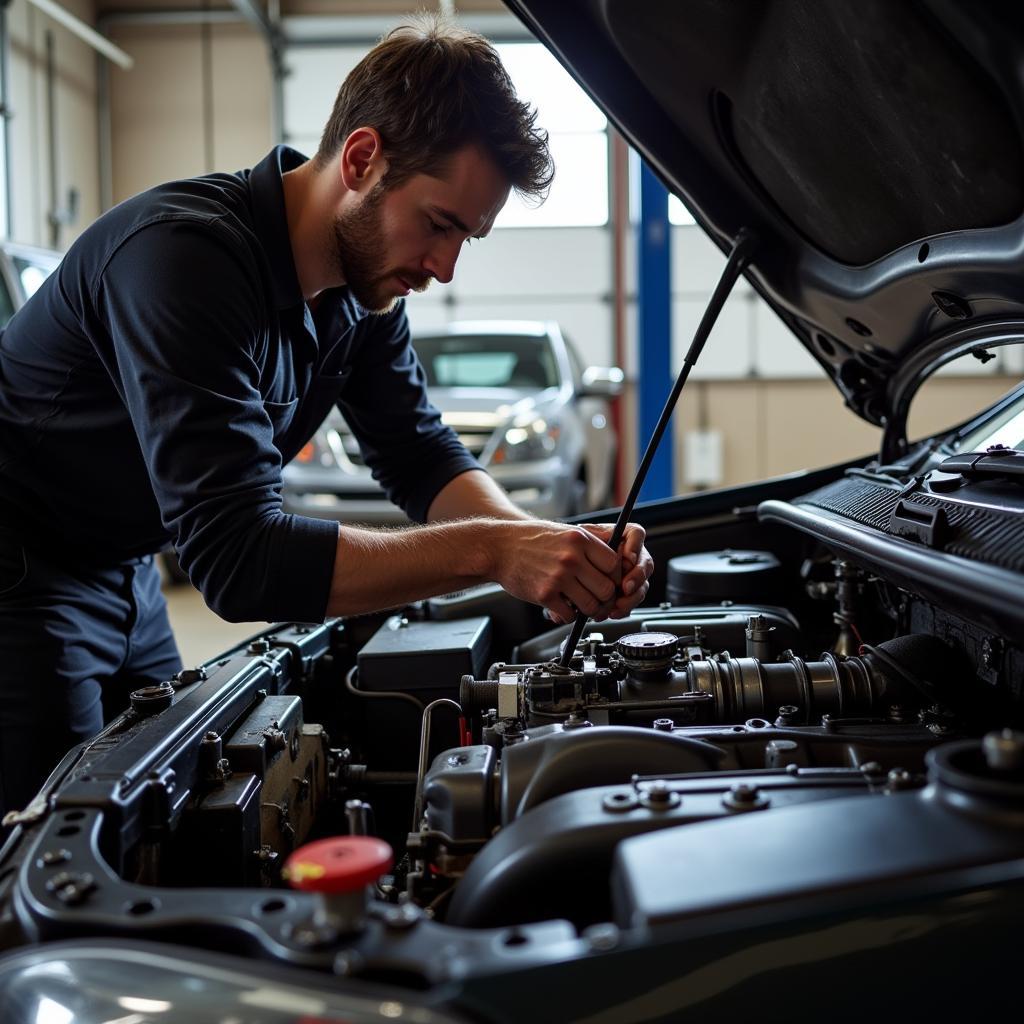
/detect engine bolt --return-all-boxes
[652,718,674,732]
[723,782,769,812]
[248,638,271,655]
[602,791,639,813]
[46,871,96,906]
[647,781,670,801]
[639,781,680,810]
[382,904,421,931]
[563,712,592,731]
[886,768,914,791]
[775,705,800,727]
[37,849,71,867]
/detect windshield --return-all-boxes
[414,334,560,389]
[955,387,1024,453]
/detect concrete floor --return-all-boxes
[162,582,267,670]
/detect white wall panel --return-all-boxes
[672,225,752,296]
[933,350,1001,376]
[288,134,320,160]
[404,299,452,334]
[753,301,822,378]
[1001,344,1024,376]
[452,226,609,299]
[282,45,365,142]
[674,296,752,379]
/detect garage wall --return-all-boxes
[4,0,101,248]
[107,21,271,203]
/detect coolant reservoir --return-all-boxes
[666,549,781,605]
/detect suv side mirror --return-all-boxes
[578,366,624,398]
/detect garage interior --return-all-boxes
[2,0,1019,665]
[1,1,1022,1012]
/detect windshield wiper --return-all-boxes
[937,444,1024,482]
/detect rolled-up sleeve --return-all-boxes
[339,305,480,523]
[93,219,339,622]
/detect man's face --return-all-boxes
[332,143,510,314]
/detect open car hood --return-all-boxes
[506,0,1024,431]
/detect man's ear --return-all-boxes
[338,127,386,192]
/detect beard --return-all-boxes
[331,182,430,314]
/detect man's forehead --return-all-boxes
[422,146,510,234]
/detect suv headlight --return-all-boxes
[491,416,561,465]
[293,428,346,468]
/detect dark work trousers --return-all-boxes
[0,528,182,817]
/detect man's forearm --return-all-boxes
[427,468,532,523]
[324,511,647,623]
[326,518,498,617]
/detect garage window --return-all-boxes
[494,43,608,229]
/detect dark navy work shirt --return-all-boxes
[0,146,478,622]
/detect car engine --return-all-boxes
[1,465,1022,1020]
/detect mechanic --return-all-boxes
[0,14,653,818]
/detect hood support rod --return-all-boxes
[558,228,757,668]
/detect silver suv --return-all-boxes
[283,320,623,523]
[0,242,61,327]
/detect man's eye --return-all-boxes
[429,219,448,234]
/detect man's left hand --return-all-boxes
[579,522,654,619]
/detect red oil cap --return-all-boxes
[283,836,393,894]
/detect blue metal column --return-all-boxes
[637,160,673,501]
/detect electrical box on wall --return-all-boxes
[683,429,723,487]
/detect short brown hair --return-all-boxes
[314,12,553,201]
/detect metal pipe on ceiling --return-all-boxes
[25,0,134,69]
[99,10,243,27]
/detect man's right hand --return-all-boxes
[487,519,623,624]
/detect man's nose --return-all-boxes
[423,239,461,285]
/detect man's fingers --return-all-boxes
[561,578,610,619]
[610,579,650,617]
[580,533,618,574]
[544,595,575,624]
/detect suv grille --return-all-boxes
[342,431,491,467]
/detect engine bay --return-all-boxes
[2,472,1023,1019]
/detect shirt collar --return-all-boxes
[248,145,372,329]
[248,145,307,311]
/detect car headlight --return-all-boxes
[293,428,346,468]
[490,416,561,465]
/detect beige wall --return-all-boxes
[108,23,272,203]
[6,0,100,248]
[626,375,1020,497]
